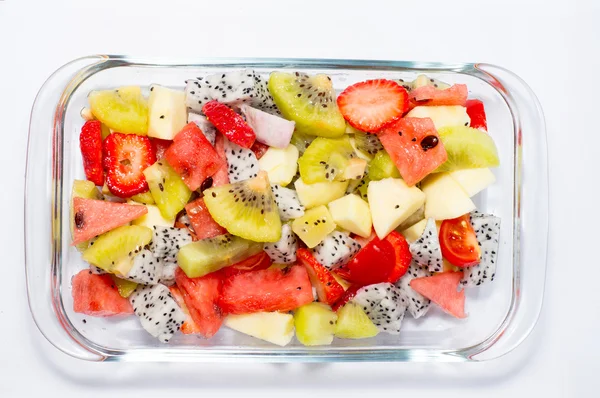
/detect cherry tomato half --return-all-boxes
[439,214,481,267]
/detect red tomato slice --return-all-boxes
[439,214,481,267]
[383,231,412,283]
[335,236,396,285]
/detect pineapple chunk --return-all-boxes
[327,194,372,238]
[130,203,174,228]
[448,168,496,197]
[421,173,476,220]
[401,218,428,243]
[367,178,426,239]
[147,85,187,140]
[225,312,295,346]
[294,178,348,209]
[258,144,299,187]
[406,106,470,130]
[292,206,336,248]
[294,302,337,346]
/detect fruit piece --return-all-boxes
[79,120,104,185]
[129,284,186,342]
[410,74,451,90]
[120,248,162,285]
[420,173,476,220]
[184,198,227,240]
[298,136,355,183]
[395,262,432,319]
[223,138,259,182]
[335,236,396,285]
[263,224,298,264]
[130,191,155,205]
[439,214,481,267]
[291,205,336,248]
[212,133,230,186]
[203,171,282,242]
[368,151,400,181]
[71,180,103,251]
[88,86,148,135]
[72,270,134,316]
[448,168,496,197]
[174,268,224,338]
[250,141,270,159]
[396,205,425,232]
[297,248,345,305]
[410,271,466,318]
[312,231,361,270]
[147,85,187,140]
[268,72,346,138]
[152,226,193,263]
[187,112,217,146]
[334,302,379,339]
[168,285,201,335]
[103,132,156,198]
[258,144,299,186]
[71,198,147,245]
[410,84,468,107]
[177,234,263,278]
[405,105,470,130]
[436,126,499,172]
[220,251,272,278]
[367,178,426,239]
[352,283,406,334]
[378,117,447,186]
[225,312,295,346]
[327,194,372,238]
[270,184,305,221]
[337,79,409,132]
[331,285,361,311]
[110,276,138,298]
[340,158,368,180]
[240,104,295,148]
[143,160,192,220]
[289,130,315,154]
[384,231,412,282]
[401,218,428,243]
[349,176,370,201]
[294,302,337,346]
[350,129,383,160]
[220,265,314,314]
[461,212,501,287]
[294,178,349,209]
[164,122,225,190]
[130,203,174,228]
[409,218,443,273]
[465,99,487,131]
[203,100,256,148]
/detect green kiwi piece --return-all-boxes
[369,151,401,180]
[436,126,500,173]
[143,160,192,220]
[298,136,355,184]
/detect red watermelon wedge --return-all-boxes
[212,133,230,187]
[409,271,466,318]
[71,197,147,245]
[168,285,201,335]
[184,198,227,240]
[466,99,487,131]
[378,117,447,186]
[72,270,133,316]
[410,84,468,107]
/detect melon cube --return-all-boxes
[406,105,470,130]
[224,312,295,346]
[327,194,372,238]
[421,173,476,220]
[294,178,348,209]
[401,218,428,243]
[448,168,496,197]
[258,144,299,187]
[147,85,187,140]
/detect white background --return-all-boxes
[1,0,598,396]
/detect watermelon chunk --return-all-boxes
[168,285,202,335]
[409,271,466,318]
[466,99,487,131]
[71,198,147,245]
[150,138,172,160]
[72,270,133,316]
[164,122,225,191]
[212,133,230,187]
[219,265,314,314]
[174,268,224,338]
[410,84,468,107]
[378,117,448,186]
[184,198,227,240]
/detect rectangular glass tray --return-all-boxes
[24,56,548,362]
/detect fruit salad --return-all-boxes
[70,70,501,346]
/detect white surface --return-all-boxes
[0,0,598,396]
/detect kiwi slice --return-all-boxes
[334,302,379,339]
[294,302,337,346]
[298,136,354,183]
[110,275,138,298]
[350,129,384,161]
[177,234,264,278]
[268,72,346,138]
[143,160,192,220]
[435,126,500,173]
[82,225,152,274]
[88,86,148,135]
[290,131,315,155]
[71,180,103,251]
[369,151,400,180]
[291,205,336,248]
[130,191,155,205]
[202,171,282,243]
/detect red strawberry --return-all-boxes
[250,141,269,159]
[337,79,409,132]
[103,133,156,198]
[202,101,256,148]
[331,285,360,312]
[466,99,487,131]
[79,120,104,186]
[335,236,397,286]
[297,249,345,305]
[383,232,412,283]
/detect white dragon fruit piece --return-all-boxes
[89,265,107,275]
[240,105,294,149]
[121,248,163,285]
[270,184,305,221]
[159,262,178,286]
[129,284,186,343]
[312,230,361,269]
[223,138,259,182]
[187,112,216,146]
[461,212,501,287]
[396,261,432,319]
[352,282,407,335]
[409,218,443,273]
[264,224,298,264]
[152,226,193,264]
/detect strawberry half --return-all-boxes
[337,79,409,132]
[79,120,104,186]
[103,133,156,198]
[202,101,256,148]
[297,248,345,305]
[383,231,412,283]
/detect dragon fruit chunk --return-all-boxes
[264,224,298,263]
[352,282,407,334]
[90,265,107,275]
[396,261,432,319]
[312,231,361,269]
[129,284,186,343]
[461,213,501,287]
[121,248,163,285]
[409,218,443,273]
[187,113,216,146]
[270,184,305,221]
[159,262,178,286]
[152,226,193,264]
[240,105,295,149]
[223,138,259,182]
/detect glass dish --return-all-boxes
[24,55,548,362]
